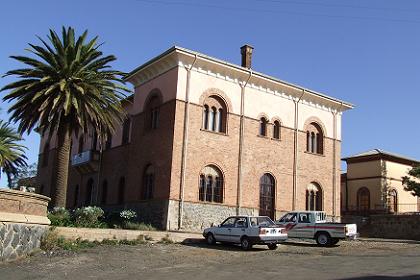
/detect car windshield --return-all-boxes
[278,213,297,223]
[249,217,275,227]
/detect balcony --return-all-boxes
[71,150,100,174]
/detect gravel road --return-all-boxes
[1,239,420,280]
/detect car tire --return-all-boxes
[240,237,252,250]
[267,243,278,250]
[206,233,216,245]
[316,232,331,246]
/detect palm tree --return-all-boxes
[0,120,27,185]
[1,27,129,207]
[2,154,28,188]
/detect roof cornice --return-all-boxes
[125,46,354,111]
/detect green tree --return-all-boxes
[0,120,27,185]
[1,27,129,206]
[402,165,420,197]
[2,154,28,188]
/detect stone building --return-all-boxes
[341,149,420,214]
[37,45,353,231]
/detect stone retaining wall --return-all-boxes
[343,214,420,240]
[0,189,50,262]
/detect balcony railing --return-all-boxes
[71,150,99,173]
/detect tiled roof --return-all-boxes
[343,149,420,163]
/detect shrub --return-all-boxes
[122,222,156,231]
[158,234,174,244]
[73,206,105,228]
[48,207,72,227]
[120,210,137,221]
[41,228,95,251]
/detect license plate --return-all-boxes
[271,229,276,234]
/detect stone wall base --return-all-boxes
[167,200,258,232]
[0,222,48,262]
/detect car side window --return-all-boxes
[221,217,236,228]
[235,217,248,228]
[281,213,297,223]
[250,217,258,227]
[298,213,310,223]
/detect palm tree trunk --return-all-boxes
[6,171,13,189]
[52,123,71,208]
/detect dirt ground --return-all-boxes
[1,239,420,280]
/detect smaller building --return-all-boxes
[341,149,420,214]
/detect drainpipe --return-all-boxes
[94,136,104,206]
[178,54,198,230]
[332,102,343,221]
[292,90,305,210]
[236,70,253,215]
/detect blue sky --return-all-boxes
[1,0,420,186]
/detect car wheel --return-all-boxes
[267,243,278,250]
[316,232,331,246]
[241,237,252,250]
[206,233,216,245]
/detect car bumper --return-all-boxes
[249,235,288,244]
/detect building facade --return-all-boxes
[37,45,352,231]
[341,149,420,214]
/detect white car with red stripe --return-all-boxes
[276,211,358,246]
[203,216,288,250]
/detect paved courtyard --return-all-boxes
[1,239,420,280]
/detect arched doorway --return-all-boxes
[388,189,398,213]
[357,187,370,213]
[259,173,275,220]
[85,178,94,206]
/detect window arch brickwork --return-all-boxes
[142,165,155,200]
[306,122,324,155]
[357,187,370,212]
[202,95,227,133]
[144,89,163,131]
[199,165,223,203]
[306,182,323,211]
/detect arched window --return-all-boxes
[259,117,268,136]
[357,187,370,212]
[78,136,84,154]
[85,178,94,206]
[273,120,281,139]
[101,180,108,205]
[122,117,131,145]
[145,92,162,131]
[142,165,154,200]
[42,142,50,167]
[199,165,223,203]
[306,182,323,211]
[118,177,125,204]
[74,185,79,208]
[259,173,275,219]
[388,189,398,213]
[202,95,227,133]
[210,107,217,131]
[203,105,209,129]
[306,122,324,155]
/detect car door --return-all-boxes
[278,213,298,238]
[229,217,248,243]
[214,217,236,242]
[293,212,313,238]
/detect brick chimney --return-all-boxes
[240,44,254,69]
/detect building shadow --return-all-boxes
[181,239,270,252]
[339,276,420,280]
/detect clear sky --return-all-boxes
[1,0,420,186]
